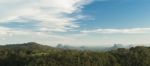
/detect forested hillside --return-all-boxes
[0,42,149,66]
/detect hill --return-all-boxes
[0,42,149,66]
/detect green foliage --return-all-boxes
[0,42,149,66]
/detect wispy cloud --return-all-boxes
[0,0,93,33]
[81,28,150,34]
[0,0,95,45]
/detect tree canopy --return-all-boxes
[0,42,149,66]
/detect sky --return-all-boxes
[0,0,150,46]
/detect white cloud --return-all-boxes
[81,28,150,34]
[0,26,77,46]
[0,27,34,36]
[0,0,95,45]
[0,0,93,32]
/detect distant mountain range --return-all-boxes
[56,43,135,52]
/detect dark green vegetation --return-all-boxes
[0,42,149,66]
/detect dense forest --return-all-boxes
[0,42,149,66]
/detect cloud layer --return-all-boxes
[81,28,150,34]
[0,0,92,33]
[0,0,95,45]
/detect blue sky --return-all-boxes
[0,0,150,46]
[79,0,150,29]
